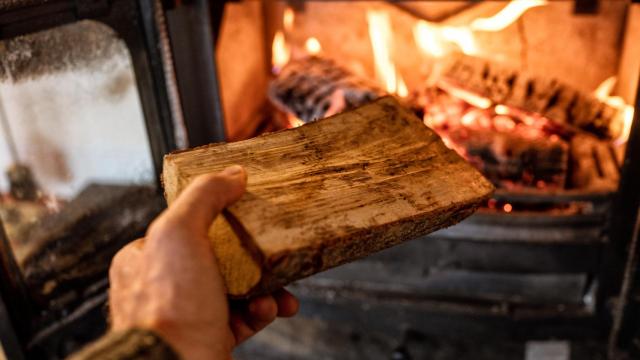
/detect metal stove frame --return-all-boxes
[0,0,227,358]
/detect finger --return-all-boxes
[109,239,145,328]
[229,312,257,345]
[247,295,278,324]
[164,165,247,235]
[229,295,278,345]
[109,239,145,288]
[273,289,299,317]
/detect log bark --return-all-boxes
[163,97,494,297]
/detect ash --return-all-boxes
[0,20,128,82]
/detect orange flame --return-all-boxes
[594,76,634,144]
[413,21,477,57]
[413,20,446,58]
[441,26,477,55]
[366,10,407,97]
[272,30,290,73]
[414,0,548,58]
[471,0,548,32]
[283,7,295,32]
[305,37,322,55]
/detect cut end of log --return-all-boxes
[209,216,262,296]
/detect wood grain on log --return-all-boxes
[163,97,494,297]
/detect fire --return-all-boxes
[414,0,549,58]
[413,20,446,58]
[397,76,409,98]
[438,79,492,109]
[440,26,477,55]
[593,76,634,144]
[272,30,290,73]
[305,37,322,55]
[471,0,548,32]
[283,7,295,32]
[366,10,407,97]
[413,21,477,57]
[286,113,305,128]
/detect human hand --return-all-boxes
[108,165,299,360]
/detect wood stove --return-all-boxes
[0,1,637,359]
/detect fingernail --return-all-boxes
[222,165,244,176]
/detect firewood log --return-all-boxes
[162,97,494,297]
[452,128,569,189]
[569,133,620,191]
[269,56,383,123]
[443,55,621,140]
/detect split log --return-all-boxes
[163,96,494,297]
[443,55,621,139]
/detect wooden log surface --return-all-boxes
[163,97,494,297]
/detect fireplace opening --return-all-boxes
[213,1,640,359]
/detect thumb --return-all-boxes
[165,165,247,235]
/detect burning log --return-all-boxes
[457,128,569,190]
[163,97,494,297]
[269,56,383,123]
[569,134,620,191]
[443,55,621,139]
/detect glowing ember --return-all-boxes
[283,7,295,32]
[420,81,570,190]
[494,104,510,115]
[593,76,634,144]
[272,30,290,73]
[366,10,406,96]
[471,0,548,32]
[503,203,513,213]
[305,37,322,55]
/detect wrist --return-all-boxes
[147,318,233,360]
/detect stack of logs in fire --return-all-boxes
[269,54,625,201]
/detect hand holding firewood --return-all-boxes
[108,165,299,360]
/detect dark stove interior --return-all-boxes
[0,1,638,359]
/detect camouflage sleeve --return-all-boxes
[67,328,179,360]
